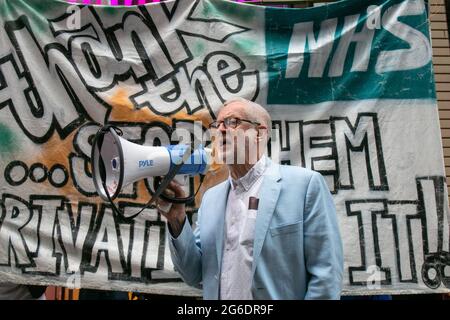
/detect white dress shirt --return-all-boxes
[220,156,268,300]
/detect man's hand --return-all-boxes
[156,181,187,238]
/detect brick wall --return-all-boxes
[430,0,450,202]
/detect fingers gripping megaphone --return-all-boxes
[91,126,211,220]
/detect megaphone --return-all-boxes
[91,126,212,203]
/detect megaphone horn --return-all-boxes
[91,126,211,203]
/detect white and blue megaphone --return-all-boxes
[91,126,212,203]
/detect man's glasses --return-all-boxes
[209,117,260,129]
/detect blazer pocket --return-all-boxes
[270,221,302,237]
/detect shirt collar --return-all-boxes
[228,156,267,194]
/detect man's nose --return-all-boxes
[217,121,227,133]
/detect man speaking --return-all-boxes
[157,97,343,300]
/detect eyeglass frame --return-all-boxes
[208,117,261,130]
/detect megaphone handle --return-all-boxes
[147,145,192,206]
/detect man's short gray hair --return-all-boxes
[221,97,272,138]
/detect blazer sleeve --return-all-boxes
[303,172,344,300]
[168,206,203,288]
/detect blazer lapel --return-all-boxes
[252,161,282,276]
[214,180,230,271]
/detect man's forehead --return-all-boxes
[218,102,248,118]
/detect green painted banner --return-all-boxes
[266,0,435,104]
[0,0,448,297]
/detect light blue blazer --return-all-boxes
[169,160,343,300]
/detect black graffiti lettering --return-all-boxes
[140,2,191,66]
[121,210,147,280]
[269,120,337,192]
[1,3,256,147]
[183,64,225,118]
[347,200,392,286]
[133,65,202,116]
[133,52,259,118]
[418,177,448,254]
[70,122,101,197]
[81,43,102,79]
[348,199,420,286]
[270,114,388,193]
[0,194,34,267]
[4,161,70,188]
[269,120,301,166]
[0,55,46,142]
[48,164,69,188]
[2,16,109,143]
[50,7,131,89]
[346,176,450,288]
[20,200,39,257]
[77,202,170,282]
[52,7,175,86]
[29,163,47,183]
[22,196,95,277]
[112,12,176,81]
[0,192,177,282]
[4,160,29,186]
[417,176,450,289]
[0,54,39,115]
[206,52,258,99]
[143,222,166,273]
[387,202,420,283]
[191,52,259,118]
[55,202,97,274]
[49,2,249,92]
[24,197,62,275]
[118,203,166,281]
[82,206,127,278]
[332,113,388,191]
[302,120,337,191]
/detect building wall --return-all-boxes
[430,0,450,202]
